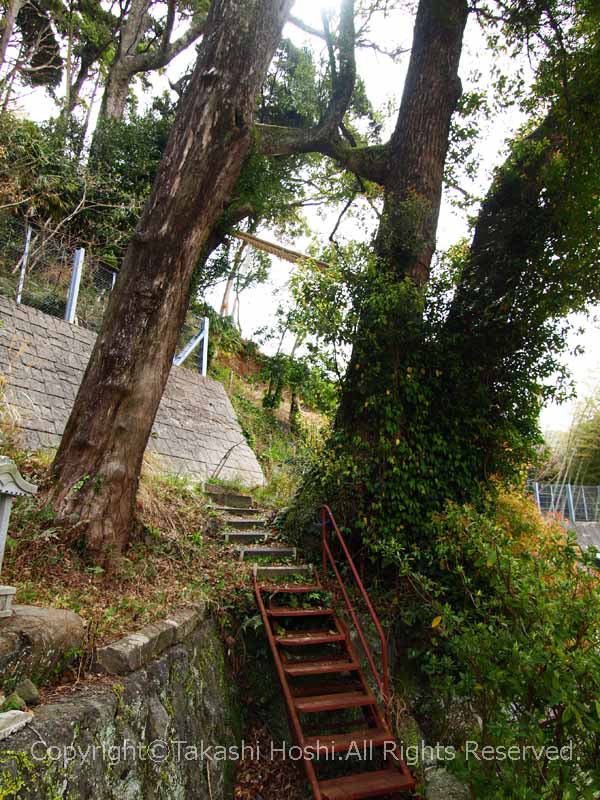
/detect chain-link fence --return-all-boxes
[1,216,210,374]
[0,217,118,332]
[529,481,600,522]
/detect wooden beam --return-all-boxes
[232,230,329,270]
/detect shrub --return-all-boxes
[402,488,600,799]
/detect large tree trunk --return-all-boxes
[98,0,150,121]
[376,0,467,284]
[100,63,131,120]
[336,0,468,432]
[49,0,293,566]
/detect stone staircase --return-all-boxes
[205,484,313,579]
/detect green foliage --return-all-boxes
[285,0,600,559]
[0,113,82,221]
[15,0,64,88]
[258,40,320,129]
[407,489,600,799]
[548,385,600,485]
[224,371,319,508]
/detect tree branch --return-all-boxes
[288,14,325,39]
[127,9,207,74]
[255,0,390,183]
[255,123,390,184]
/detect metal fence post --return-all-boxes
[566,484,576,523]
[65,248,85,324]
[581,487,588,521]
[199,316,209,377]
[533,482,541,512]
[15,225,32,304]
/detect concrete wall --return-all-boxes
[0,296,264,486]
[571,521,600,552]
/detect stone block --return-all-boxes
[0,605,85,690]
[0,710,34,740]
[95,606,204,675]
[0,298,265,486]
[13,678,39,706]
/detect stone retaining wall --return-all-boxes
[0,296,264,486]
[0,604,241,800]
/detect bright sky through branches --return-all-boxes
[14,0,599,434]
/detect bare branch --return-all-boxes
[288,14,325,39]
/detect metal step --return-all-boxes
[237,545,296,561]
[253,564,313,580]
[257,583,322,594]
[318,769,414,799]
[282,658,359,677]
[294,690,375,714]
[275,630,345,647]
[267,607,333,618]
[304,728,393,755]
[223,531,269,544]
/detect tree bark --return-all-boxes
[376,0,468,284]
[100,62,131,120]
[0,0,23,71]
[220,240,247,316]
[335,0,468,430]
[49,0,293,566]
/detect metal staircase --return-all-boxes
[254,505,417,800]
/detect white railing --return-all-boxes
[530,482,600,523]
[172,317,210,376]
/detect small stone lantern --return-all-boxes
[0,456,38,618]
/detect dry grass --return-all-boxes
[0,399,259,648]
[2,473,258,646]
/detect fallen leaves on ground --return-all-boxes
[234,723,307,800]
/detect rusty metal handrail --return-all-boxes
[320,504,390,708]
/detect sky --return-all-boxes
[13,0,599,433]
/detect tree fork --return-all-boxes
[48,0,293,566]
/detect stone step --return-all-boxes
[223,531,270,544]
[237,545,296,561]
[225,518,267,530]
[205,484,253,508]
[210,505,263,515]
[253,564,313,580]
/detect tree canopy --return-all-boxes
[0,1,599,793]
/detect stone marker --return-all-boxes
[0,709,34,741]
[0,456,38,617]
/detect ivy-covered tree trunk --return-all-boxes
[336,0,468,431]
[49,0,293,566]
